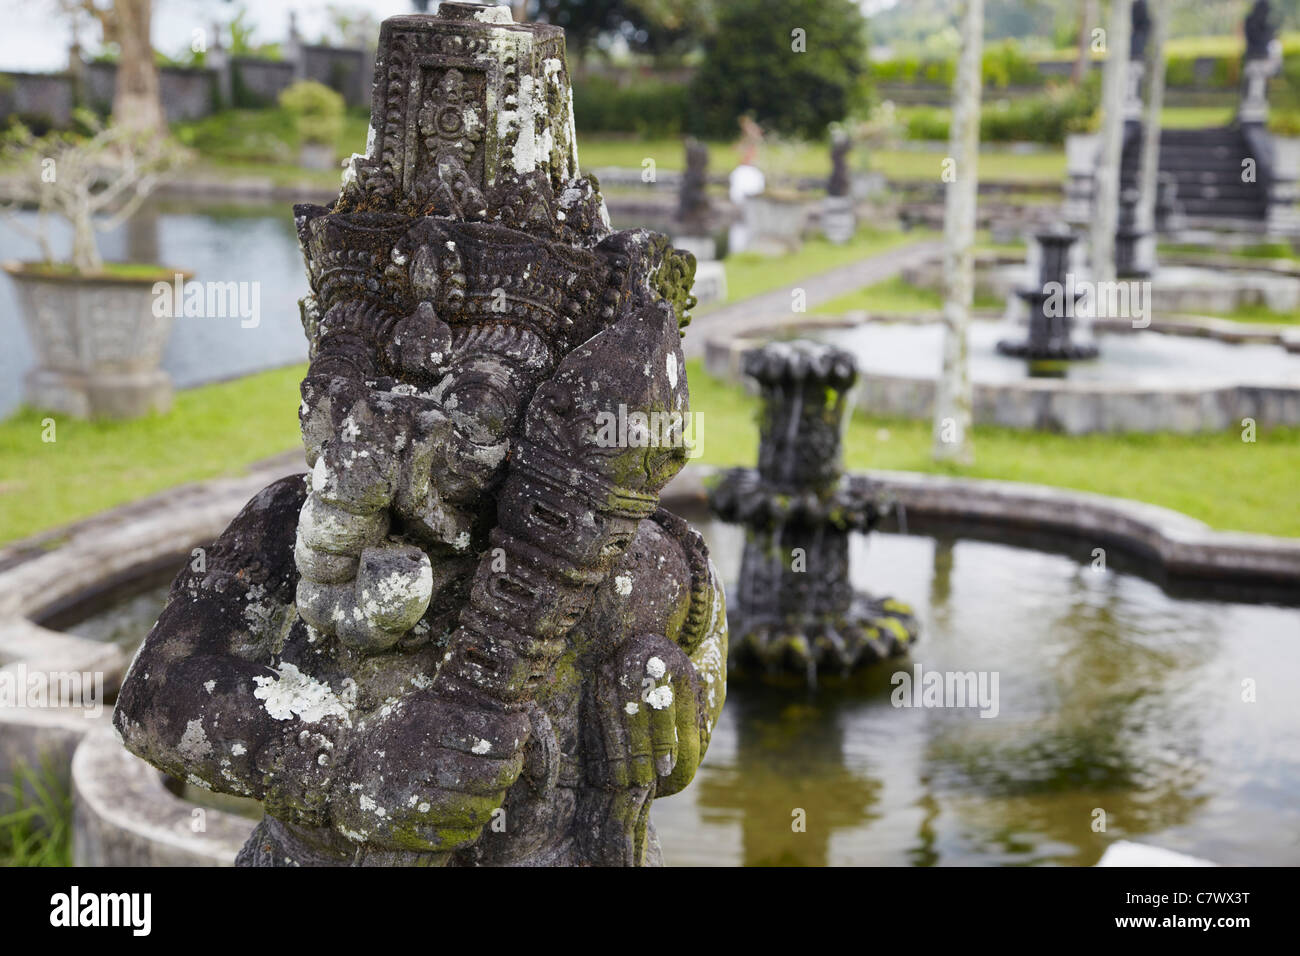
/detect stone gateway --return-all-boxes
[113,3,726,867]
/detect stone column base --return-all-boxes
[26,367,173,419]
[822,196,857,245]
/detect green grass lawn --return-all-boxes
[3,289,1295,544]
[895,104,1236,132]
[171,112,1067,188]
[685,359,1300,537]
[1161,241,1300,262]
[0,364,306,545]
[707,229,931,309]
[174,108,372,166]
[812,275,1004,315]
[817,274,1300,327]
[0,762,72,867]
[565,135,1067,185]
[1188,303,1300,325]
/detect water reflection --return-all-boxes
[655,525,1300,866]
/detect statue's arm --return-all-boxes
[112,476,344,825]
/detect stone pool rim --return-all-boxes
[706,315,1300,435]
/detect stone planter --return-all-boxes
[821,196,857,245]
[742,192,811,255]
[4,263,190,419]
[298,142,338,171]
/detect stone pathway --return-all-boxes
[684,237,944,358]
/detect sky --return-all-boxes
[0,0,412,71]
[0,0,903,72]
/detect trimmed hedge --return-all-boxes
[571,79,689,137]
[870,41,1044,89]
[903,76,1100,145]
[875,39,1300,93]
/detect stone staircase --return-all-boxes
[1122,126,1271,224]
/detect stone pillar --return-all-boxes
[1115,0,1149,279]
[822,126,856,244]
[932,0,983,466]
[1091,0,1133,285]
[1134,0,1168,272]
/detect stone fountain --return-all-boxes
[111,2,726,868]
[997,229,1099,362]
[709,341,918,680]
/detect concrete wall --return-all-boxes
[0,71,74,128]
[0,43,371,128]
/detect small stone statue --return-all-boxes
[709,341,918,680]
[1129,0,1151,61]
[114,2,726,867]
[1245,0,1276,62]
[828,128,852,199]
[677,137,712,235]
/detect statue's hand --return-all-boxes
[590,633,704,795]
[330,695,528,853]
[295,393,461,650]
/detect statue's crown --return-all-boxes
[337,4,582,233]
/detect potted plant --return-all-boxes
[279,80,344,172]
[1,112,191,418]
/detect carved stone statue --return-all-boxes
[1129,0,1151,61]
[113,2,726,867]
[677,137,712,235]
[1245,1,1276,62]
[1240,1,1282,124]
[709,341,918,680]
[828,128,852,199]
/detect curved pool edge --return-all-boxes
[0,451,306,811]
[667,466,1300,586]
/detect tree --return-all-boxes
[1,112,188,272]
[688,0,870,140]
[531,0,714,61]
[61,0,165,137]
[932,0,984,466]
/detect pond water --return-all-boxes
[63,517,1300,867]
[814,321,1300,387]
[0,201,690,418]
